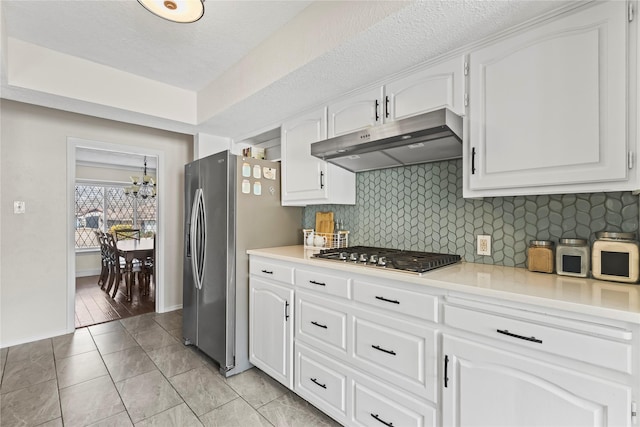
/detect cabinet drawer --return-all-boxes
[298,295,347,353]
[296,269,350,298]
[353,382,435,427]
[250,260,294,285]
[352,314,437,401]
[444,304,633,374]
[295,345,347,418]
[352,280,438,322]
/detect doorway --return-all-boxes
[67,138,165,332]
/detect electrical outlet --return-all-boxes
[477,235,491,256]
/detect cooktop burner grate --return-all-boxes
[313,246,461,275]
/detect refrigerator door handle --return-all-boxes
[190,188,205,290]
[198,188,207,290]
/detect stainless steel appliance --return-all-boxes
[313,246,461,275]
[310,108,463,173]
[183,151,302,377]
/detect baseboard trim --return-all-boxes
[160,304,183,313]
[0,327,72,349]
[76,269,101,278]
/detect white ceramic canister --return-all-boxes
[556,238,590,278]
[592,232,640,283]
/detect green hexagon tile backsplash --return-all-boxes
[303,159,639,268]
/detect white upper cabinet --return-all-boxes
[385,55,467,121]
[328,86,384,138]
[465,1,634,197]
[281,108,356,205]
[327,55,467,139]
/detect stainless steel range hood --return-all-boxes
[311,108,463,173]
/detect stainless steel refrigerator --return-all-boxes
[183,150,302,377]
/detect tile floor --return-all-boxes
[0,311,342,427]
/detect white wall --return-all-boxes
[194,132,230,159]
[0,99,192,347]
[7,38,197,125]
[76,164,156,182]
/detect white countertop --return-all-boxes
[247,245,640,324]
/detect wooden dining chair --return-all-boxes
[104,233,144,299]
[94,230,110,289]
[141,233,156,296]
[114,228,141,241]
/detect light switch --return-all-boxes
[13,201,25,214]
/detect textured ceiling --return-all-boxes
[1,0,580,139]
[2,0,311,91]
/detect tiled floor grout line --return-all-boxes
[50,338,66,427]
[87,320,136,427]
[3,311,331,427]
[240,394,278,427]
[0,350,6,387]
[139,314,280,426]
[133,316,194,423]
[99,313,221,425]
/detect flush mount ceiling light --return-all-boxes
[137,0,204,23]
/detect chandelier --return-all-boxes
[137,0,205,23]
[124,156,156,199]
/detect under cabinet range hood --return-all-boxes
[311,108,463,173]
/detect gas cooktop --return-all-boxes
[313,246,461,275]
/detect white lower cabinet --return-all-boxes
[295,341,437,427]
[352,380,435,427]
[249,276,294,388]
[352,310,437,401]
[249,255,638,427]
[295,342,348,421]
[442,334,633,427]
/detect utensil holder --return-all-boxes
[303,229,349,249]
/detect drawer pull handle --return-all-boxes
[372,344,396,355]
[497,329,542,344]
[375,296,399,304]
[261,269,273,274]
[309,280,326,286]
[371,413,394,427]
[311,321,327,329]
[310,377,327,389]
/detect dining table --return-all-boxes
[116,237,154,301]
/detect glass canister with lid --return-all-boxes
[527,240,555,273]
[592,232,640,283]
[556,238,590,278]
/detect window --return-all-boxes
[75,183,157,249]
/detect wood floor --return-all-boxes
[75,275,155,328]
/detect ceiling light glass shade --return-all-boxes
[137,0,204,23]
[125,157,157,200]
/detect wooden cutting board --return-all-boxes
[315,211,334,235]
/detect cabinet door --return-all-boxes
[281,108,356,205]
[442,335,632,427]
[249,277,294,388]
[386,55,466,121]
[328,86,384,138]
[281,108,328,204]
[466,1,629,196]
